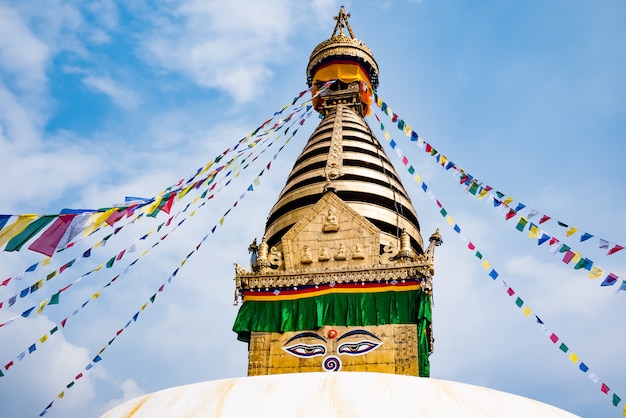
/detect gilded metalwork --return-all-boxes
[324,104,344,181]
[236,263,432,293]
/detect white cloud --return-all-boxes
[138,0,335,103]
[0,4,49,91]
[82,76,143,110]
[101,379,145,413]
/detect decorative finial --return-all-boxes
[332,6,355,38]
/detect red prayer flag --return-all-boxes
[538,215,551,224]
[28,214,76,257]
[562,250,575,264]
[601,383,610,394]
[507,288,515,296]
[161,193,176,215]
[505,210,517,220]
[1,278,10,286]
[468,242,475,250]
[607,244,624,255]
[550,333,559,343]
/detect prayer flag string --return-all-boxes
[371,95,624,294]
[370,92,624,258]
[0,83,332,294]
[374,115,625,416]
[0,81,335,261]
[35,90,313,417]
[0,97,315,330]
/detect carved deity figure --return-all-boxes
[301,245,313,264]
[352,243,365,260]
[334,243,347,261]
[318,245,330,261]
[268,246,283,268]
[322,207,340,232]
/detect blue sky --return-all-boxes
[0,1,625,417]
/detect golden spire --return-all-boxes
[332,6,355,38]
[306,7,379,90]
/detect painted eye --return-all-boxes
[282,344,326,358]
[337,340,381,356]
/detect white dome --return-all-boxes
[102,372,579,417]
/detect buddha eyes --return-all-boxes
[337,340,380,356]
[283,344,326,357]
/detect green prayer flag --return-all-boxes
[515,297,523,307]
[559,342,568,353]
[612,393,621,406]
[49,293,60,305]
[4,215,56,252]
[574,258,591,270]
[106,257,115,268]
[515,217,528,232]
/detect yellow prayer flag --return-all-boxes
[384,131,390,140]
[198,161,214,176]
[528,225,539,239]
[570,252,582,266]
[376,96,383,107]
[522,306,532,317]
[404,124,411,136]
[94,241,102,248]
[253,177,261,186]
[93,263,104,272]
[219,217,225,226]
[569,353,579,363]
[84,209,116,236]
[566,227,578,237]
[141,303,147,311]
[36,299,49,315]
[180,259,187,267]
[40,334,49,344]
[588,266,604,279]
[178,185,194,200]
[477,189,489,200]
[503,197,514,206]
[414,174,421,184]
[482,260,491,270]
[142,198,162,215]
[92,291,100,299]
[141,250,149,256]
[446,216,454,225]
[0,214,38,248]
[190,210,196,217]
[58,391,64,399]
[41,257,51,266]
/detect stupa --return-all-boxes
[102,8,578,418]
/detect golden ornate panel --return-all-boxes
[247,324,418,377]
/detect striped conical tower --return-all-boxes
[233,6,442,378]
